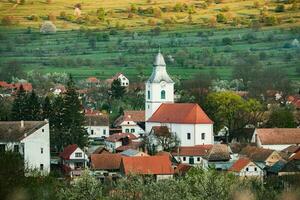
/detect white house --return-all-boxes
[251,128,300,151]
[84,113,109,140]
[0,120,50,174]
[114,110,145,137]
[229,158,264,178]
[145,52,214,147]
[105,133,138,152]
[107,73,129,87]
[59,144,88,176]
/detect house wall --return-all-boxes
[118,74,129,87]
[85,125,109,139]
[66,148,88,170]
[146,122,214,146]
[105,141,122,152]
[174,155,204,165]
[156,174,173,181]
[121,121,145,137]
[238,162,264,177]
[21,123,50,174]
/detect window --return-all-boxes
[147,91,150,99]
[75,152,82,157]
[189,157,194,165]
[0,144,5,153]
[14,145,19,153]
[246,167,249,171]
[42,129,44,132]
[201,133,205,140]
[40,164,44,170]
[127,122,130,124]
[197,157,200,162]
[41,148,43,154]
[187,133,191,140]
[131,129,135,133]
[91,130,94,135]
[103,129,106,135]
[125,129,129,133]
[254,167,257,171]
[122,83,125,86]
[183,157,186,161]
[161,90,166,99]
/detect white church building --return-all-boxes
[145,52,214,147]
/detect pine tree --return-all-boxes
[24,90,41,120]
[42,96,52,120]
[61,75,88,149]
[11,85,27,120]
[111,79,126,99]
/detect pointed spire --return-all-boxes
[153,48,166,66]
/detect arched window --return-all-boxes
[147,90,150,99]
[161,90,166,99]
[187,133,191,140]
[201,133,205,140]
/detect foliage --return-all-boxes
[266,106,296,128]
[275,5,285,13]
[0,61,25,82]
[111,79,126,99]
[11,85,28,120]
[40,21,57,34]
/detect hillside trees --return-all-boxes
[11,85,28,120]
[111,79,126,99]
[266,106,297,128]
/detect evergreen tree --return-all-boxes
[111,79,126,99]
[42,96,52,120]
[24,90,41,120]
[61,76,88,149]
[11,85,27,120]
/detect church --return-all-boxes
[145,51,214,147]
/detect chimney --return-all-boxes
[20,120,24,128]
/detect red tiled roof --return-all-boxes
[256,128,300,145]
[228,158,251,172]
[105,133,137,142]
[87,77,100,83]
[287,95,300,109]
[14,83,32,91]
[172,145,213,156]
[151,126,170,137]
[91,154,122,170]
[123,110,145,122]
[147,103,213,124]
[84,109,102,116]
[115,141,142,152]
[121,156,174,175]
[174,163,192,175]
[59,144,78,160]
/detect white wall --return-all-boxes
[85,126,109,139]
[21,123,50,174]
[238,162,264,177]
[146,122,214,146]
[118,74,129,87]
[105,141,122,152]
[174,155,204,165]
[121,121,145,137]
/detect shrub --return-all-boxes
[222,37,232,45]
[27,14,39,21]
[220,6,230,12]
[265,15,278,26]
[97,8,106,21]
[275,5,285,12]
[40,21,56,34]
[216,13,227,23]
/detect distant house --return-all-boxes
[90,153,122,176]
[105,133,138,152]
[114,110,145,137]
[120,156,174,180]
[87,77,100,87]
[239,146,283,167]
[0,81,32,94]
[229,158,264,178]
[251,128,300,151]
[106,73,129,87]
[279,151,300,176]
[174,163,193,176]
[59,144,88,176]
[50,84,66,96]
[84,112,109,140]
[0,120,50,174]
[172,145,213,165]
[120,149,149,157]
[287,95,300,110]
[202,144,232,170]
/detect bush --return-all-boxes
[265,15,278,26]
[216,13,227,23]
[220,6,230,12]
[27,14,39,21]
[222,37,232,45]
[40,21,56,34]
[275,5,285,12]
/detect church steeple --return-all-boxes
[145,51,174,122]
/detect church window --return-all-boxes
[183,157,186,161]
[161,90,166,99]
[147,91,150,99]
[201,133,205,140]
[187,133,191,140]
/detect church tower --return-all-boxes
[145,51,174,121]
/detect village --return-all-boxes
[0,51,299,188]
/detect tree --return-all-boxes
[0,97,12,120]
[266,107,296,128]
[42,96,52,120]
[205,91,263,140]
[40,21,57,34]
[24,90,41,120]
[111,79,126,99]
[61,76,88,149]
[0,61,25,82]
[11,85,27,120]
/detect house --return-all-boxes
[279,151,300,176]
[174,163,193,176]
[120,149,149,157]
[105,133,138,152]
[106,73,129,87]
[90,153,122,174]
[251,128,300,151]
[229,158,264,178]
[172,145,213,165]
[59,144,88,176]
[50,84,66,96]
[202,144,232,170]
[114,110,145,137]
[287,95,300,110]
[84,112,109,140]
[87,77,100,87]
[239,146,283,167]
[120,155,174,180]
[0,81,32,94]
[0,120,50,174]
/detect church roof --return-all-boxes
[147,52,174,84]
[147,103,213,124]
